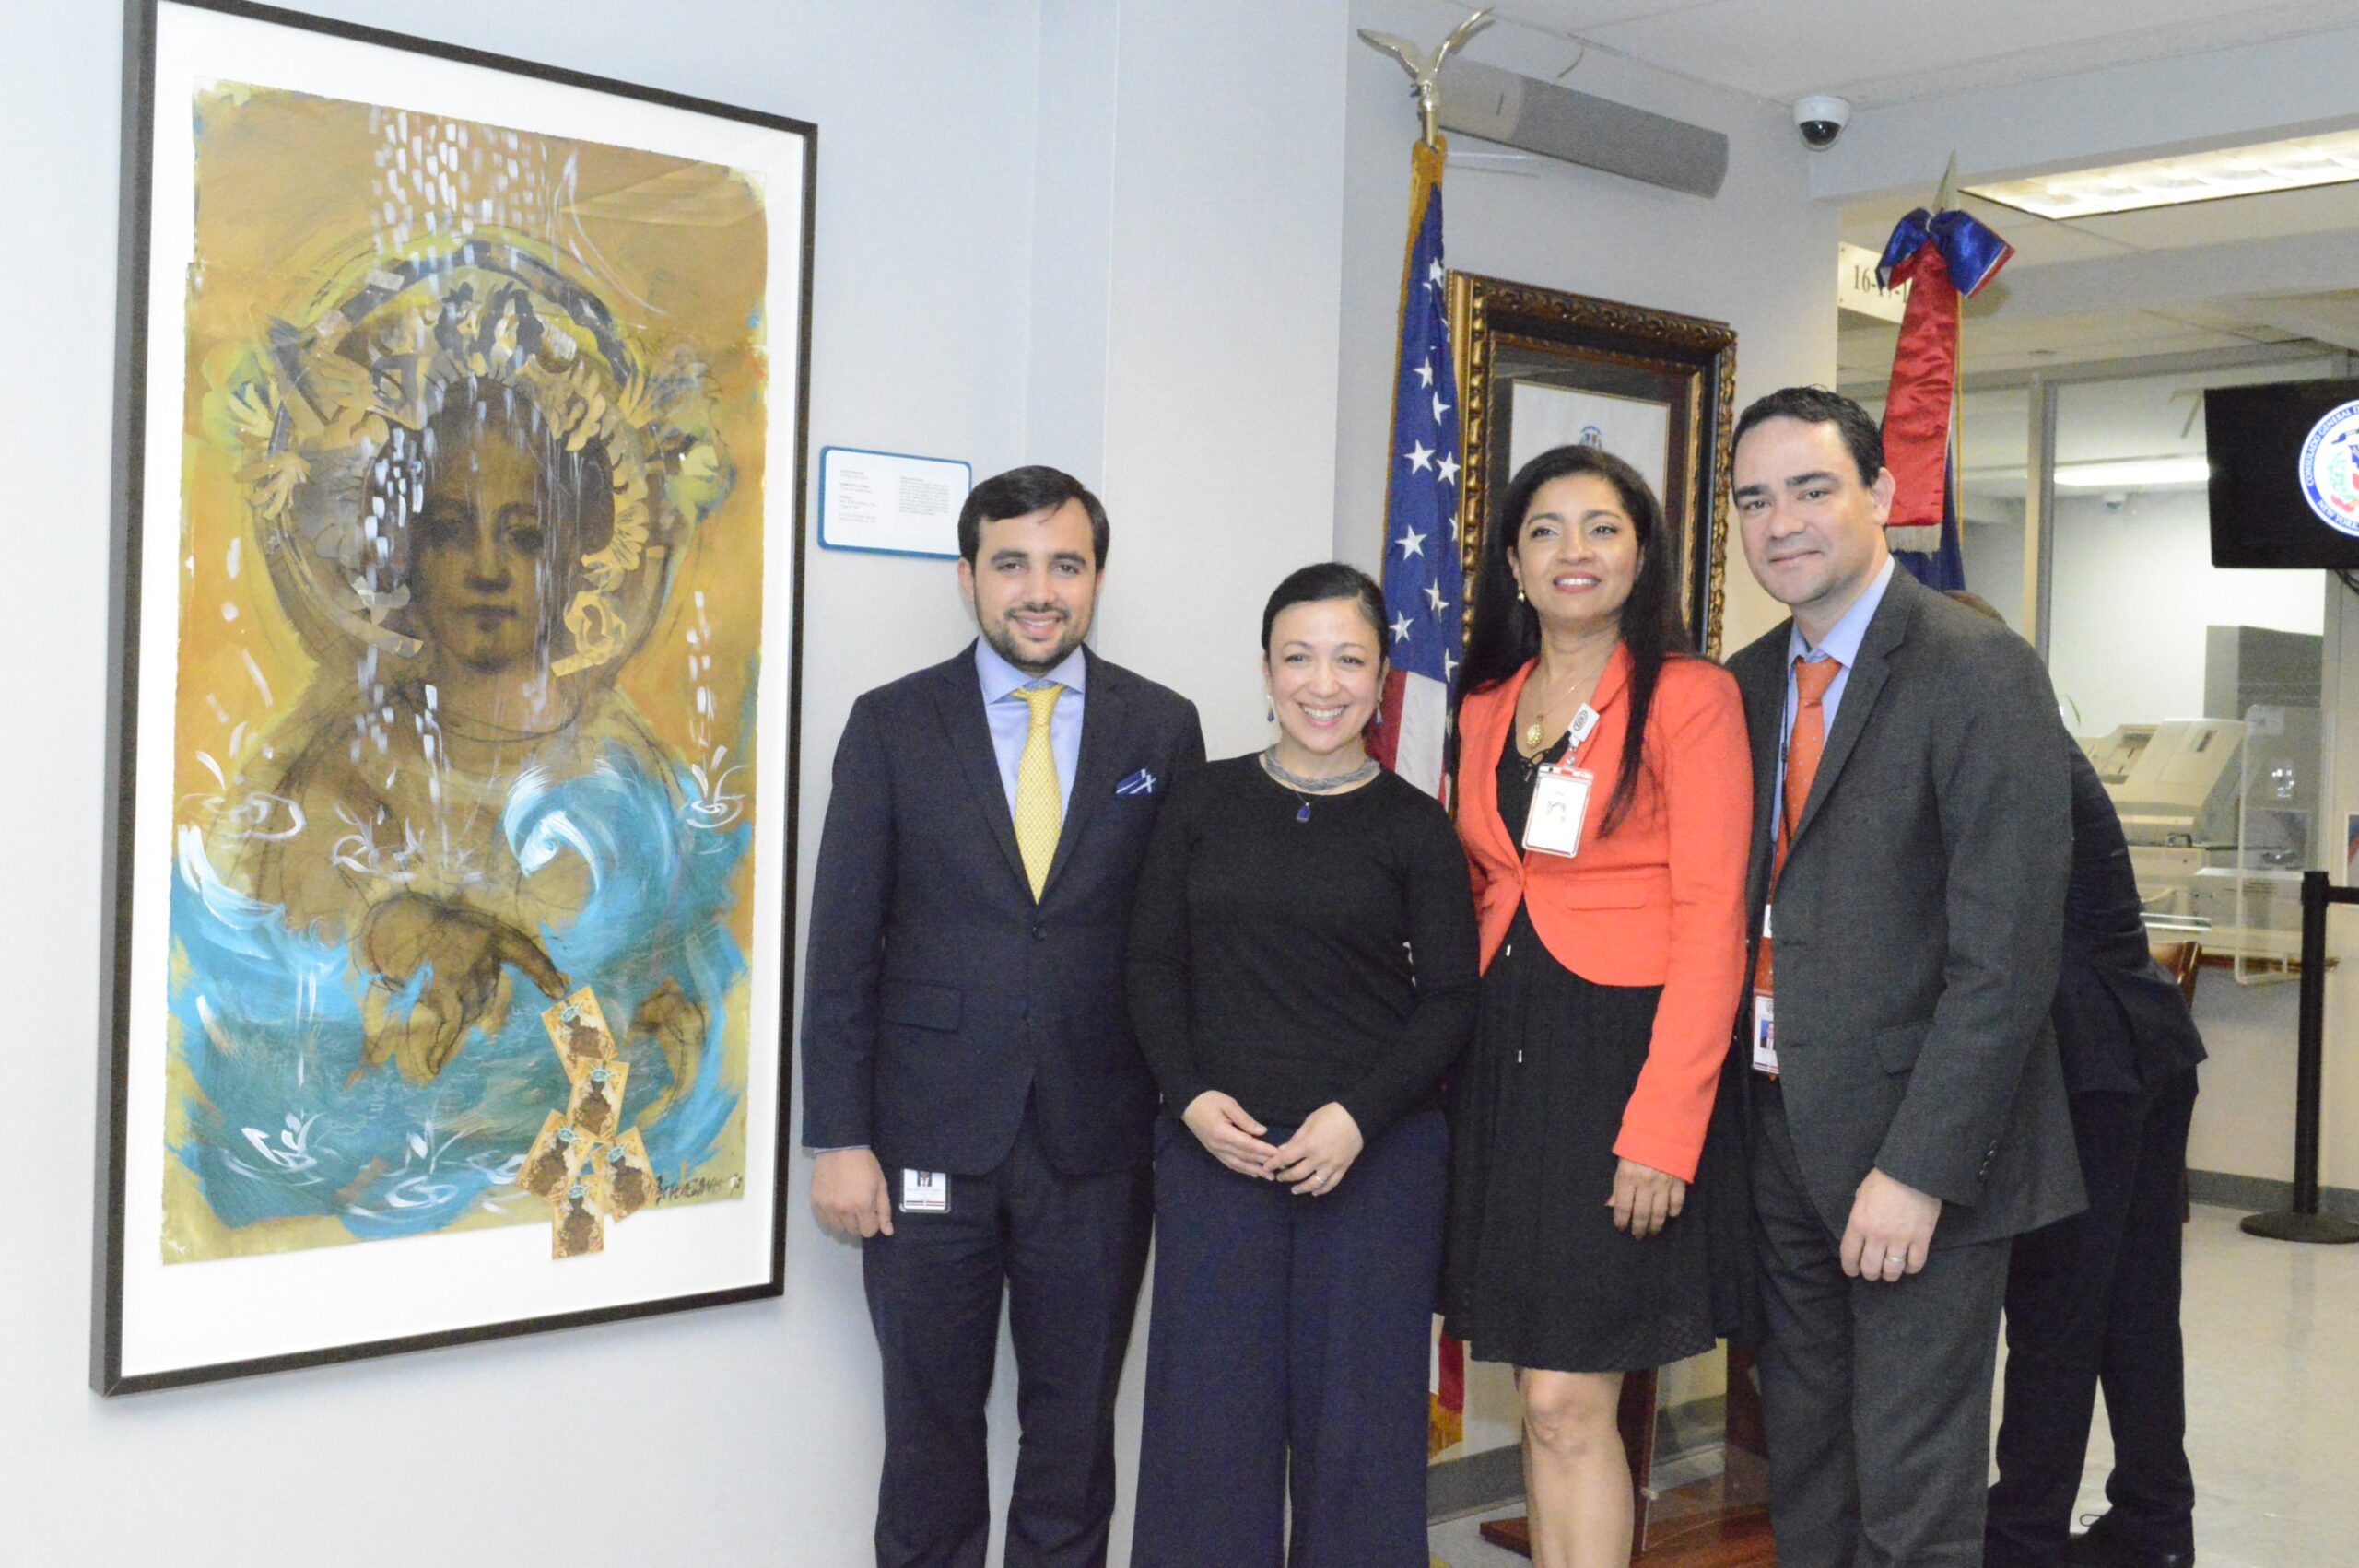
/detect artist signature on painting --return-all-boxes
[655,1172,745,1203]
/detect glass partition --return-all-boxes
[2048,360,2339,971]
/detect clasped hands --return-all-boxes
[1184,1093,1362,1197]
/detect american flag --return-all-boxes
[1371,141,1469,1460]
[1369,143,1464,802]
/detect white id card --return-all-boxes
[901,1169,949,1213]
[1523,766,1594,858]
[1750,991,1778,1075]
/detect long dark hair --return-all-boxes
[1457,443,1693,835]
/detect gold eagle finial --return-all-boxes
[1356,7,1496,146]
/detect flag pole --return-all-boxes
[1356,20,1486,1478]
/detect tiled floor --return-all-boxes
[1430,1205,2359,1566]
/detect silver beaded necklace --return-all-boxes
[1260,747,1379,822]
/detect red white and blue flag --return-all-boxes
[1876,204,2013,591]
[1371,140,1469,1460]
[1370,139,1465,803]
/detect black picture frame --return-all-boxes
[96,0,815,1394]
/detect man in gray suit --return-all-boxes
[1726,387,2084,1565]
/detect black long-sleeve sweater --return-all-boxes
[1125,754,1481,1137]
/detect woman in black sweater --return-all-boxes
[1127,562,1479,1568]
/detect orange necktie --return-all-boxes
[1754,655,1842,994]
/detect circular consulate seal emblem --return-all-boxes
[2297,400,2359,538]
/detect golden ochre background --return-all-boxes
[163,83,774,1260]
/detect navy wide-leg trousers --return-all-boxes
[1132,1108,1447,1568]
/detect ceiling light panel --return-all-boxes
[1966,130,2359,218]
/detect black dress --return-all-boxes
[1440,732,1752,1373]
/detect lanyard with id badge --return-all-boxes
[1522,704,1602,860]
[1753,674,1813,1079]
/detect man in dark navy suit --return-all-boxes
[1966,589,2205,1568]
[802,465,1204,1568]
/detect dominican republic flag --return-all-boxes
[1369,136,1465,809]
[1369,137,1469,1461]
[1876,205,2012,591]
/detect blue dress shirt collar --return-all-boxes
[1787,554,1895,669]
[975,638,1089,699]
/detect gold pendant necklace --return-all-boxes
[1520,654,1599,755]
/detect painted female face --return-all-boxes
[1263,597,1383,758]
[1513,473,1642,634]
[411,421,557,676]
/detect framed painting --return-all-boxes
[95,0,812,1392]
[1446,272,1737,656]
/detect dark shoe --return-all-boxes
[2062,1512,2196,1568]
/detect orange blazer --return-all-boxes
[1457,647,1753,1181]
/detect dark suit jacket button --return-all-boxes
[1031,923,1045,940]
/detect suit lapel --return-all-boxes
[1043,651,1126,896]
[933,649,1030,893]
[1736,640,1788,909]
[1790,569,1915,848]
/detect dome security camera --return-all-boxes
[1795,94,1850,151]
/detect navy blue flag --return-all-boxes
[1370,145,1465,797]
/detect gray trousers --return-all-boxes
[1754,1080,2011,1567]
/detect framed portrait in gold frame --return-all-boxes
[1446,273,1738,657]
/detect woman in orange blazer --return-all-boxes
[1441,444,1753,1568]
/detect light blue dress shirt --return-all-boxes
[1777,554,1895,809]
[976,638,1086,823]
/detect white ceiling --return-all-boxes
[1487,0,2359,109]
[1834,179,2359,384]
[1421,0,2359,418]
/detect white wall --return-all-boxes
[2048,490,2323,738]
[1093,1,1349,755]
[1334,0,1836,662]
[0,2,1369,1563]
[7,1,1020,1563]
[1961,510,2028,632]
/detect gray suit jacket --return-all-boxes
[1729,567,2084,1248]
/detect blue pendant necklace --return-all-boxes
[1260,747,1379,822]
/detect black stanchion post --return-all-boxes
[2241,870,2359,1245]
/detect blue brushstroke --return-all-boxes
[168,745,748,1244]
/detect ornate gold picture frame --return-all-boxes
[1447,273,1738,657]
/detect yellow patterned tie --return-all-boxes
[1015,684,1063,899]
